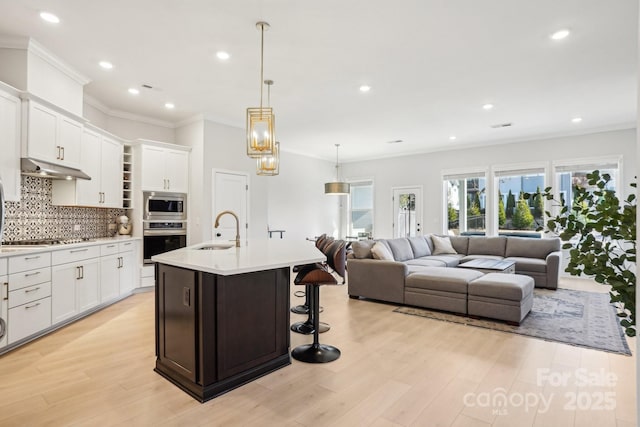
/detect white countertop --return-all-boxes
[151,239,325,276]
[0,236,141,258]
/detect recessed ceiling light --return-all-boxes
[99,61,113,70]
[165,103,175,109]
[550,29,570,40]
[482,103,494,110]
[571,117,582,123]
[216,51,230,60]
[40,12,60,24]
[449,136,457,141]
[128,88,140,95]
[359,85,371,92]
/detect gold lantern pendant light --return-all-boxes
[324,144,350,195]
[247,21,276,158]
[257,79,279,175]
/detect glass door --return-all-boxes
[392,187,422,238]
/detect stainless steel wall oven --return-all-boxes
[143,221,187,264]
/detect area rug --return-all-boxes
[393,288,632,356]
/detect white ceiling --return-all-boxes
[0,0,636,162]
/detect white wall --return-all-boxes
[265,150,339,241]
[106,115,175,143]
[175,119,204,245]
[342,128,637,238]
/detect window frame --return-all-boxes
[347,178,375,239]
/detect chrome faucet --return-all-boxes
[214,210,241,247]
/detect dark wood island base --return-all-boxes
[154,263,291,402]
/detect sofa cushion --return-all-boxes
[406,267,484,294]
[422,254,463,267]
[352,240,375,259]
[449,236,469,255]
[505,237,561,259]
[386,238,415,261]
[460,254,504,262]
[468,273,534,302]
[405,258,447,267]
[504,257,547,273]
[467,236,507,256]
[371,241,394,260]
[408,236,431,258]
[431,235,457,255]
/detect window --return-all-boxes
[554,162,619,211]
[495,168,545,233]
[443,173,486,235]
[348,180,374,238]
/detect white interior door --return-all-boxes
[392,186,423,238]
[212,171,248,242]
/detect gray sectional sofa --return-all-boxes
[347,234,561,323]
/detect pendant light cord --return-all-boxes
[259,24,265,112]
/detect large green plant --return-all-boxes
[535,171,636,337]
[512,193,535,229]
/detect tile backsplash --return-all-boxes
[3,176,126,242]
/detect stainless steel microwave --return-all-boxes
[143,192,187,221]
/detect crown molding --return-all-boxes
[84,95,175,128]
[0,36,91,85]
[28,39,91,85]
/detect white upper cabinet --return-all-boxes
[0,86,21,201]
[52,128,123,208]
[24,100,83,170]
[141,144,189,193]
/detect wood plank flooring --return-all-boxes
[0,276,635,426]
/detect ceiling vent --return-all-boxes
[141,84,153,89]
[387,139,403,144]
[490,122,513,128]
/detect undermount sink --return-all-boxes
[196,242,235,251]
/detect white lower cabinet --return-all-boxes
[7,254,52,345]
[99,241,136,302]
[1,239,140,351]
[8,297,51,344]
[51,247,100,325]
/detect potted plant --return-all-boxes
[529,170,636,337]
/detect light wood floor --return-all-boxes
[0,276,635,427]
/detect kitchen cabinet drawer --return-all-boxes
[100,243,119,256]
[9,267,52,291]
[8,296,51,344]
[0,258,7,276]
[52,245,100,265]
[119,241,136,253]
[9,282,52,309]
[9,252,51,274]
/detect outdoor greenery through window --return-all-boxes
[349,181,374,239]
[496,169,545,233]
[555,163,618,211]
[445,175,486,235]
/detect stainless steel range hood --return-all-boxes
[21,158,91,180]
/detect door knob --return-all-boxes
[216,232,222,237]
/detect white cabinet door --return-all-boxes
[101,137,123,208]
[27,102,58,164]
[76,259,99,312]
[141,145,167,191]
[0,89,21,201]
[119,251,135,295]
[100,255,120,302]
[165,149,189,193]
[51,264,78,324]
[8,297,51,344]
[76,129,102,206]
[58,116,82,169]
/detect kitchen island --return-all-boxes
[151,239,324,402]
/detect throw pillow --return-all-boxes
[371,241,394,261]
[431,235,457,255]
